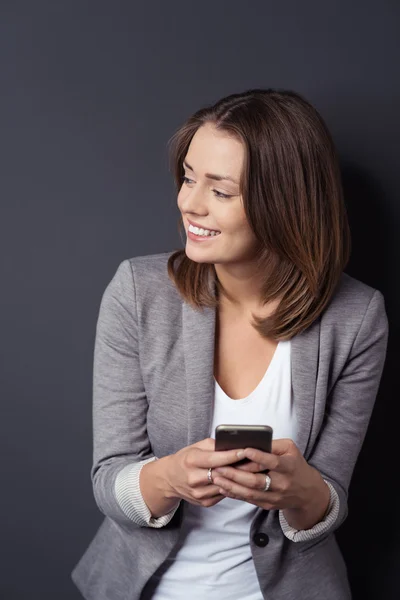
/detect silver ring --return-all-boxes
[263,474,272,492]
[207,467,213,484]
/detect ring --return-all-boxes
[207,467,213,484]
[263,474,272,492]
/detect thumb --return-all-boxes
[271,438,297,456]
[192,437,215,452]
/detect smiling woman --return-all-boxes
[177,125,260,271]
[167,89,351,339]
[71,88,388,600]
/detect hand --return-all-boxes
[212,439,330,527]
[163,438,262,508]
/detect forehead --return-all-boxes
[185,124,244,174]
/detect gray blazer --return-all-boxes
[71,251,389,600]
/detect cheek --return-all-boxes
[177,189,185,210]
[223,213,254,238]
[225,220,259,252]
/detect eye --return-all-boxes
[213,190,231,199]
[182,175,233,200]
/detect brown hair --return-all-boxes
[166,88,351,340]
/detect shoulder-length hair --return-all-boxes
[166,88,351,340]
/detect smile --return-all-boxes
[188,224,221,237]
[187,225,221,242]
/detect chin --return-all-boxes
[185,249,209,263]
[184,245,216,263]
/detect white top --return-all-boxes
[149,340,296,599]
[114,341,340,596]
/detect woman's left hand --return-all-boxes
[212,439,330,526]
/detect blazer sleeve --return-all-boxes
[90,259,160,531]
[294,288,389,549]
[278,480,340,541]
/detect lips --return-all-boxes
[187,218,220,233]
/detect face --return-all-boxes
[178,123,260,266]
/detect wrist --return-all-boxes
[140,457,179,517]
[161,454,180,500]
[283,470,331,530]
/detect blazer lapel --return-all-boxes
[182,302,217,445]
[290,317,321,458]
[182,297,320,458]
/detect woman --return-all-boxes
[71,89,389,600]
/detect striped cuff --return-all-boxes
[114,457,180,528]
[279,480,340,542]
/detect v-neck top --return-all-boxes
[214,338,285,403]
[148,339,298,600]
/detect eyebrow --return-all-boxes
[183,160,239,185]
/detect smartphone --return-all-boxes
[215,424,273,467]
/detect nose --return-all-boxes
[179,182,209,215]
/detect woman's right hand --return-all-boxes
[163,437,248,507]
[140,438,266,517]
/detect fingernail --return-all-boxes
[237,450,244,457]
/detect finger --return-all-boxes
[192,438,215,451]
[213,466,267,491]
[192,448,245,469]
[216,477,279,505]
[209,449,246,468]
[201,494,225,507]
[235,460,265,473]
[241,448,281,471]
[192,484,225,500]
[271,438,297,456]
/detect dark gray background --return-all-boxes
[1,2,398,599]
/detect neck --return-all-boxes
[214,261,265,314]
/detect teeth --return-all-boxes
[189,224,220,237]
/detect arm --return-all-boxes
[279,479,339,541]
[115,457,180,527]
[290,289,389,546]
[91,262,241,528]
[91,259,178,530]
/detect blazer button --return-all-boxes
[253,533,269,547]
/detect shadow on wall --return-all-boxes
[336,163,398,600]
